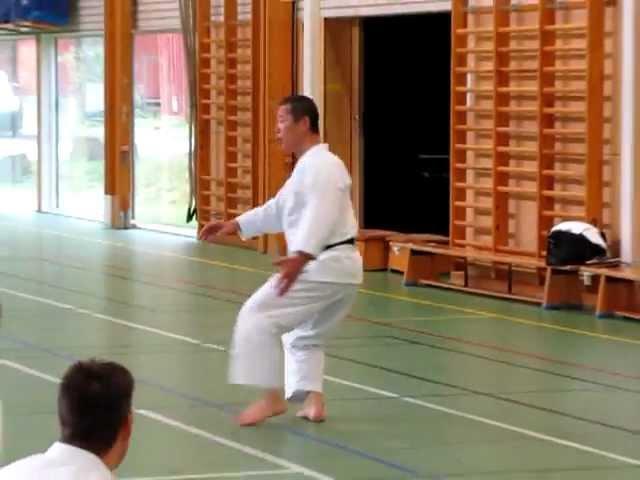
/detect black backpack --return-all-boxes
[546,223,608,267]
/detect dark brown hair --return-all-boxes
[58,359,134,456]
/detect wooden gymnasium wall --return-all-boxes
[196,0,256,242]
[603,2,620,252]
[219,2,619,256]
[318,1,620,254]
[452,0,618,257]
[196,0,294,252]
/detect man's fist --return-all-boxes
[273,252,313,296]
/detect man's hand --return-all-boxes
[198,220,240,243]
[273,252,314,296]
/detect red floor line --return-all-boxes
[349,314,640,382]
[32,254,640,383]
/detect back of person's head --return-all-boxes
[58,360,134,462]
[279,95,320,135]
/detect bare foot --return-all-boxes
[235,393,288,427]
[296,392,326,423]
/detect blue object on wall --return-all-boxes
[0,0,71,26]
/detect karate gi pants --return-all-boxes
[228,275,358,400]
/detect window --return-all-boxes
[55,36,105,220]
[0,38,38,213]
[133,33,193,229]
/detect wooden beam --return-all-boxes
[493,0,510,252]
[450,0,469,247]
[351,20,362,224]
[252,0,261,211]
[195,0,213,226]
[538,1,556,257]
[256,0,294,255]
[224,0,239,221]
[325,17,360,215]
[585,0,605,227]
[104,0,134,228]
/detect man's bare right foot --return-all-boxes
[235,393,288,427]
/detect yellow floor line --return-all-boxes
[370,315,486,322]
[359,289,640,346]
[5,220,640,346]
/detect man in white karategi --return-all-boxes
[199,95,362,426]
[0,360,134,479]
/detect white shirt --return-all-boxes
[0,442,114,480]
[237,143,363,284]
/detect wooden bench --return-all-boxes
[543,266,587,310]
[356,230,396,271]
[401,243,640,318]
[543,264,640,320]
[402,243,546,303]
[585,266,640,320]
[388,234,449,273]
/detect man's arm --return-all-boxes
[199,192,283,242]
[235,195,282,239]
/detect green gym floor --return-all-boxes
[1,212,640,479]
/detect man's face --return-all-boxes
[276,104,306,155]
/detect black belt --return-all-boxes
[323,237,355,251]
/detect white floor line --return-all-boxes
[0,359,60,384]
[0,360,331,480]
[122,471,295,480]
[3,287,640,468]
[137,411,329,480]
[0,287,226,351]
[325,376,640,467]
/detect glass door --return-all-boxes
[0,38,38,213]
[55,36,105,220]
[133,32,193,231]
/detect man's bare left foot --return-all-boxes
[296,392,326,423]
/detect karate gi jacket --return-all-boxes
[237,144,363,285]
[0,442,114,480]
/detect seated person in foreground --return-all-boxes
[0,359,135,479]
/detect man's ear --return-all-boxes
[301,116,311,132]
[122,411,134,440]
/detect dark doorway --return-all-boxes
[362,13,451,235]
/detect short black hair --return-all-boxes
[279,95,320,134]
[58,360,135,456]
